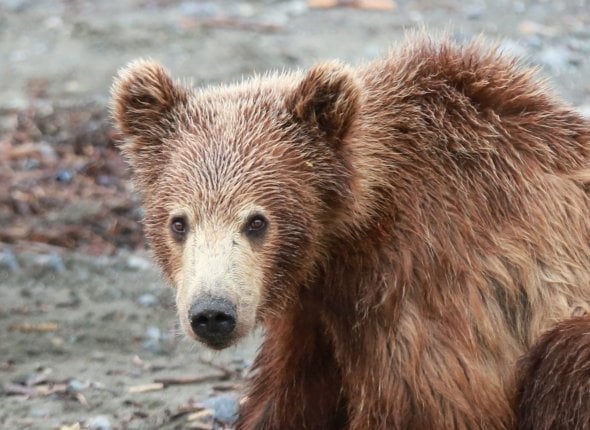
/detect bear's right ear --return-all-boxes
[287,61,361,147]
[111,60,189,181]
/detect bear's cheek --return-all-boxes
[172,231,263,348]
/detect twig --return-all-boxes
[197,358,236,379]
[154,372,228,387]
[181,17,283,33]
[127,382,165,393]
[9,322,60,333]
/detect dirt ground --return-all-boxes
[1,0,589,429]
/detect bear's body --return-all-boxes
[113,37,590,429]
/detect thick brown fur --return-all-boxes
[516,316,590,430]
[112,36,590,429]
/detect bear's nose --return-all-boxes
[188,296,237,348]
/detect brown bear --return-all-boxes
[112,36,590,429]
[515,315,590,430]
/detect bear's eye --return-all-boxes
[244,214,268,238]
[170,216,188,237]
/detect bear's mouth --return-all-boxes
[197,336,235,350]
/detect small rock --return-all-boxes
[143,325,162,354]
[0,111,18,132]
[537,47,570,73]
[29,407,51,418]
[177,1,220,17]
[145,326,161,340]
[137,293,159,307]
[464,4,485,20]
[50,336,64,348]
[96,174,114,186]
[577,105,590,119]
[43,16,62,30]
[85,415,112,430]
[525,35,543,50]
[1,0,31,12]
[518,20,556,37]
[55,169,74,183]
[201,394,240,425]
[0,92,28,110]
[126,255,151,271]
[236,2,256,18]
[32,253,65,273]
[567,38,590,54]
[283,0,307,16]
[21,158,41,170]
[498,40,528,59]
[512,1,525,13]
[64,80,81,93]
[67,378,89,392]
[0,249,20,272]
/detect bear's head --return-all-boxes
[112,60,361,349]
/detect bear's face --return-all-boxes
[112,60,360,349]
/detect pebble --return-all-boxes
[464,4,485,20]
[143,325,163,354]
[0,92,28,110]
[126,255,151,271]
[282,0,307,16]
[1,0,31,12]
[67,378,89,392]
[537,47,571,73]
[201,393,240,425]
[85,415,112,430]
[55,169,74,183]
[28,407,51,418]
[177,1,220,17]
[525,35,543,50]
[0,249,20,272]
[236,2,256,18]
[137,293,159,307]
[577,105,590,119]
[513,1,526,14]
[32,253,66,273]
[567,37,590,54]
[498,40,528,59]
[0,111,18,132]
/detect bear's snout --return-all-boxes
[188,296,237,349]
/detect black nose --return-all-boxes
[188,296,237,348]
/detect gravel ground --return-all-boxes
[0,0,589,428]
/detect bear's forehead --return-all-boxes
[186,77,299,130]
[156,85,307,215]
[162,128,304,213]
[172,117,291,173]
[171,90,303,179]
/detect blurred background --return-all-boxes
[1,0,589,429]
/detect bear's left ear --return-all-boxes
[288,61,361,145]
